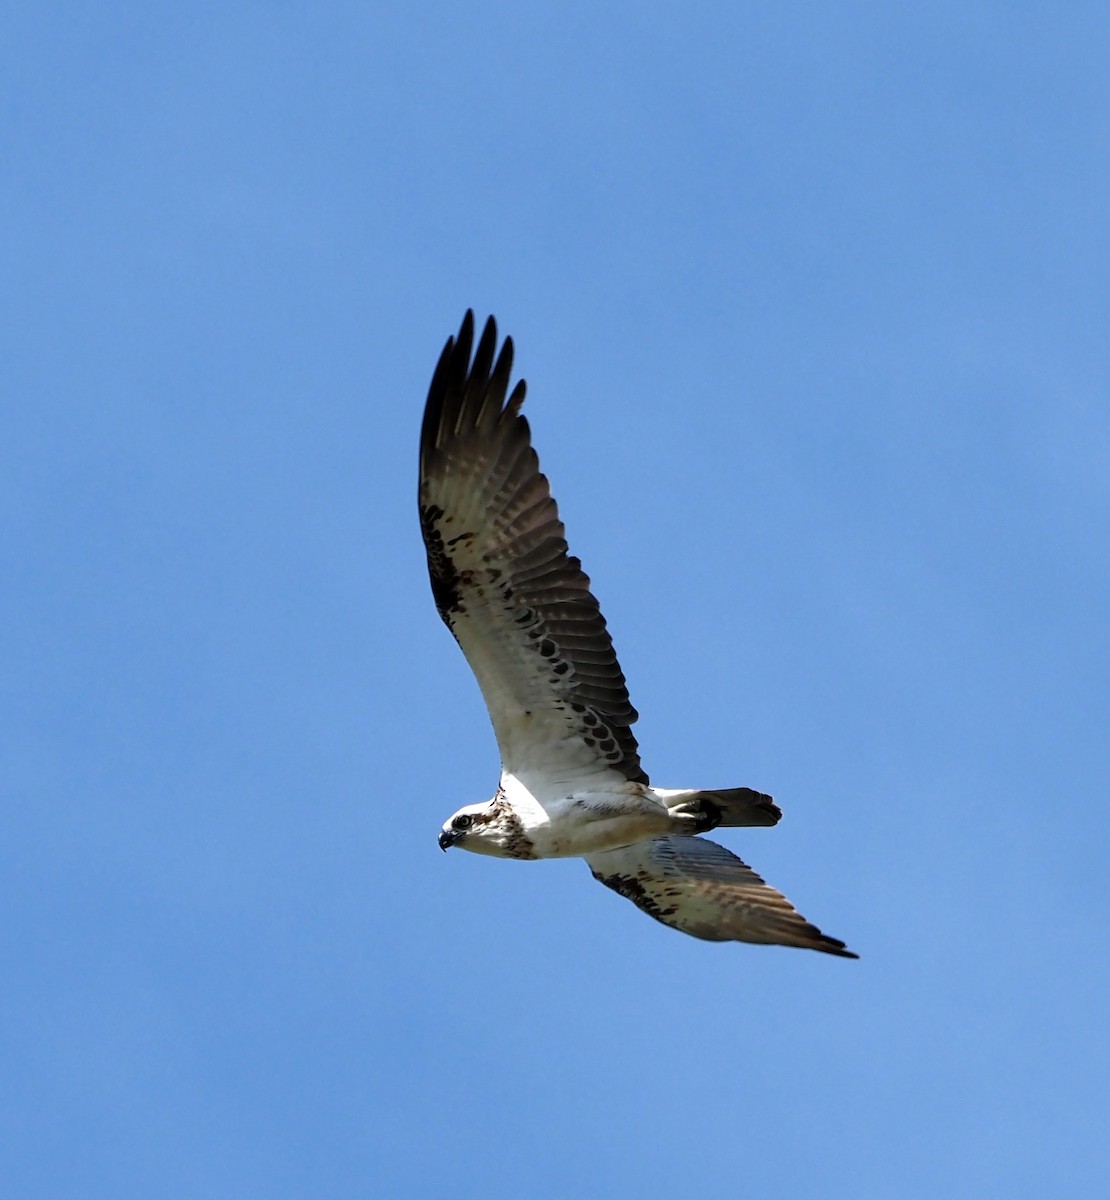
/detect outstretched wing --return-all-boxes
[419,312,646,789]
[586,836,857,956]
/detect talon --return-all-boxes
[669,799,719,833]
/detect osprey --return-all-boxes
[419,312,856,957]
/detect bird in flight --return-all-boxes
[419,312,856,957]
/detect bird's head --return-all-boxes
[437,799,530,858]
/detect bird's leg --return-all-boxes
[666,799,720,834]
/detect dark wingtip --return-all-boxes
[506,377,527,416]
[819,938,859,959]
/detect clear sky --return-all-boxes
[4,4,1108,1197]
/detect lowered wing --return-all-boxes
[419,312,646,790]
[586,836,857,956]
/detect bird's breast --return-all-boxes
[520,790,673,858]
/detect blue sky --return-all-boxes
[3,4,1108,1196]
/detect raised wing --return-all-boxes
[419,312,646,788]
[586,836,857,956]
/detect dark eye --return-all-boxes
[451,814,473,832]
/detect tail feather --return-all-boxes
[656,786,782,829]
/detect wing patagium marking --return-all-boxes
[418,311,646,786]
[586,836,858,957]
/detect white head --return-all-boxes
[437,798,533,859]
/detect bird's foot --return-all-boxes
[667,800,718,834]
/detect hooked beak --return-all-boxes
[438,829,459,852]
